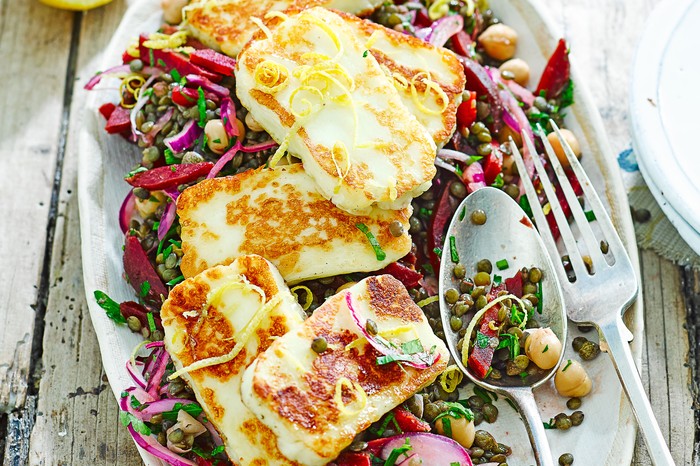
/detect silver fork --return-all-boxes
[510,121,674,466]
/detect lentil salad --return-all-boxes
[86,0,596,464]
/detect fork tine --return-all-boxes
[520,132,590,280]
[548,121,627,259]
[536,124,606,268]
[509,138,583,280]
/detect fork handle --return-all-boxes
[598,315,675,466]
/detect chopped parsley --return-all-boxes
[196,87,207,128]
[373,413,402,436]
[363,50,369,57]
[542,344,549,353]
[476,331,489,349]
[169,68,182,83]
[585,210,596,222]
[543,418,557,429]
[94,290,125,324]
[491,172,504,188]
[493,274,502,286]
[473,385,496,404]
[164,148,179,165]
[459,206,467,221]
[519,193,533,217]
[140,281,151,299]
[433,246,443,256]
[496,332,520,359]
[192,444,226,459]
[161,402,203,422]
[119,410,151,435]
[356,223,386,261]
[401,339,424,355]
[562,359,573,371]
[449,236,459,263]
[496,258,509,270]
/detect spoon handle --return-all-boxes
[507,388,555,466]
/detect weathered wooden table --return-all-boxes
[1,0,697,464]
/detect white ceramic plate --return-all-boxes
[630,0,700,255]
[78,1,643,464]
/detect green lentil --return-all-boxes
[453,263,467,279]
[474,272,491,287]
[445,288,460,304]
[471,209,487,225]
[126,316,142,332]
[450,182,468,199]
[482,404,498,423]
[389,220,404,237]
[477,259,493,274]
[450,316,463,332]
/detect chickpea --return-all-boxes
[161,0,189,24]
[497,124,522,147]
[499,58,530,86]
[546,129,582,168]
[134,190,166,218]
[524,328,562,370]
[435,415,475,449]
[245,112,265,132]
[204,119,230,155]
[555,360,592,398]
[478,24,518,61]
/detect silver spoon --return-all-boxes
[438,187,567,466]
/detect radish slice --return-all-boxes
[379,433,473,466]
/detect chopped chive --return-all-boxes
[362,50,369,57]
[169,68,181,83]
[166,275,185,286]
[542,344,549,353]
[459,206,466,221]
[433,246,442,256]
[355,223,386,261]
[493,274,502,286]
[449,236,459,263]
[562,359,572,371]
[147,312,157,333]
[197,87,207,128]
[519,195,533,217]
[585,210,596,222]
[496,258,509,270]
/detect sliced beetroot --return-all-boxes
[125,162,213,190]
[105,105,132,134]
[504,272,523,297]
[119,301,163,331]
[459,57,503,132]
[379,433,473,466]
[379,262,423,289]
[138,35,221,83]
[123,234,168,306]
[190,49,236,76]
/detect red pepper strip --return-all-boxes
[105,105,132,134]
[392,407,431,433]
[119,301,163,331]
[504,272,523,298]
[123,235,168,306]
[458,57,503,132]
[456,91,477,129]
[535,38,570,100]
[125,162,214,190]
[190,49,237,76]
[566,168,583,196]
[482,142,503,185]
[194,457,214,466]
[450,30,474,58]
[335,452,371,466]
[467,306,500,379]
[379,262,423,289]
[427,180,461,274]
[99,102,116,120]
[138,35,221,83]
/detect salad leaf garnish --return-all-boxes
[401,339,424,355]
[383,438,412,466]
[476,331,489,349]
[94,290,125,324]
[119,410,151,435]
[196,87,207,128]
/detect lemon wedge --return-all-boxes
[39,0,113,11]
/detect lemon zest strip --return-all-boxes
[290,285,314,311]
[143,31,189,50]
[334,377,367,417]
[410,72,450,116]
[439,364,464,393]
[416,295,440,308]
[250,17,273,40]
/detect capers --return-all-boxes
[409,216,423,234]
[389,220,404,237]
[559,453,574,465]
[579,341,600,360]
[127,315,142,332]
[572,336,587,352]
[168,428,184,443]
[311,336,328,353]
[473,430,497,451]
[570,410,584,426]
[450,182,468,199]
[471,209,487,225]
[471,447,485,458]
[528,267,542,283]
[133,187,150,200]
[450,316,463,332]
[474,272,491,287]
[554,413,572,430]
[453,263,467,279]
[476,259,493,274]
[445,288,460,304]
[365,319,379,336]
[468,395,485,410]
[182,151,204,164]
[566,397,582,410]
[460,279,475,293]
[482,403,498,423]
[423,403,440,422]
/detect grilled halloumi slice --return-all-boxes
[235,7,437,215]
[358,19,466,147]
[161,254,306,466]
[241,275,449,466]
[183,0,383,57]
[177,164,412,282]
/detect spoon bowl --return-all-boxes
[438,187,567,466]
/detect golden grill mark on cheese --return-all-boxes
[177,164,412,282]
[240,275,449,465]
[236,8,437,214]
[183,0,384,57]
[161,255,305,466]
